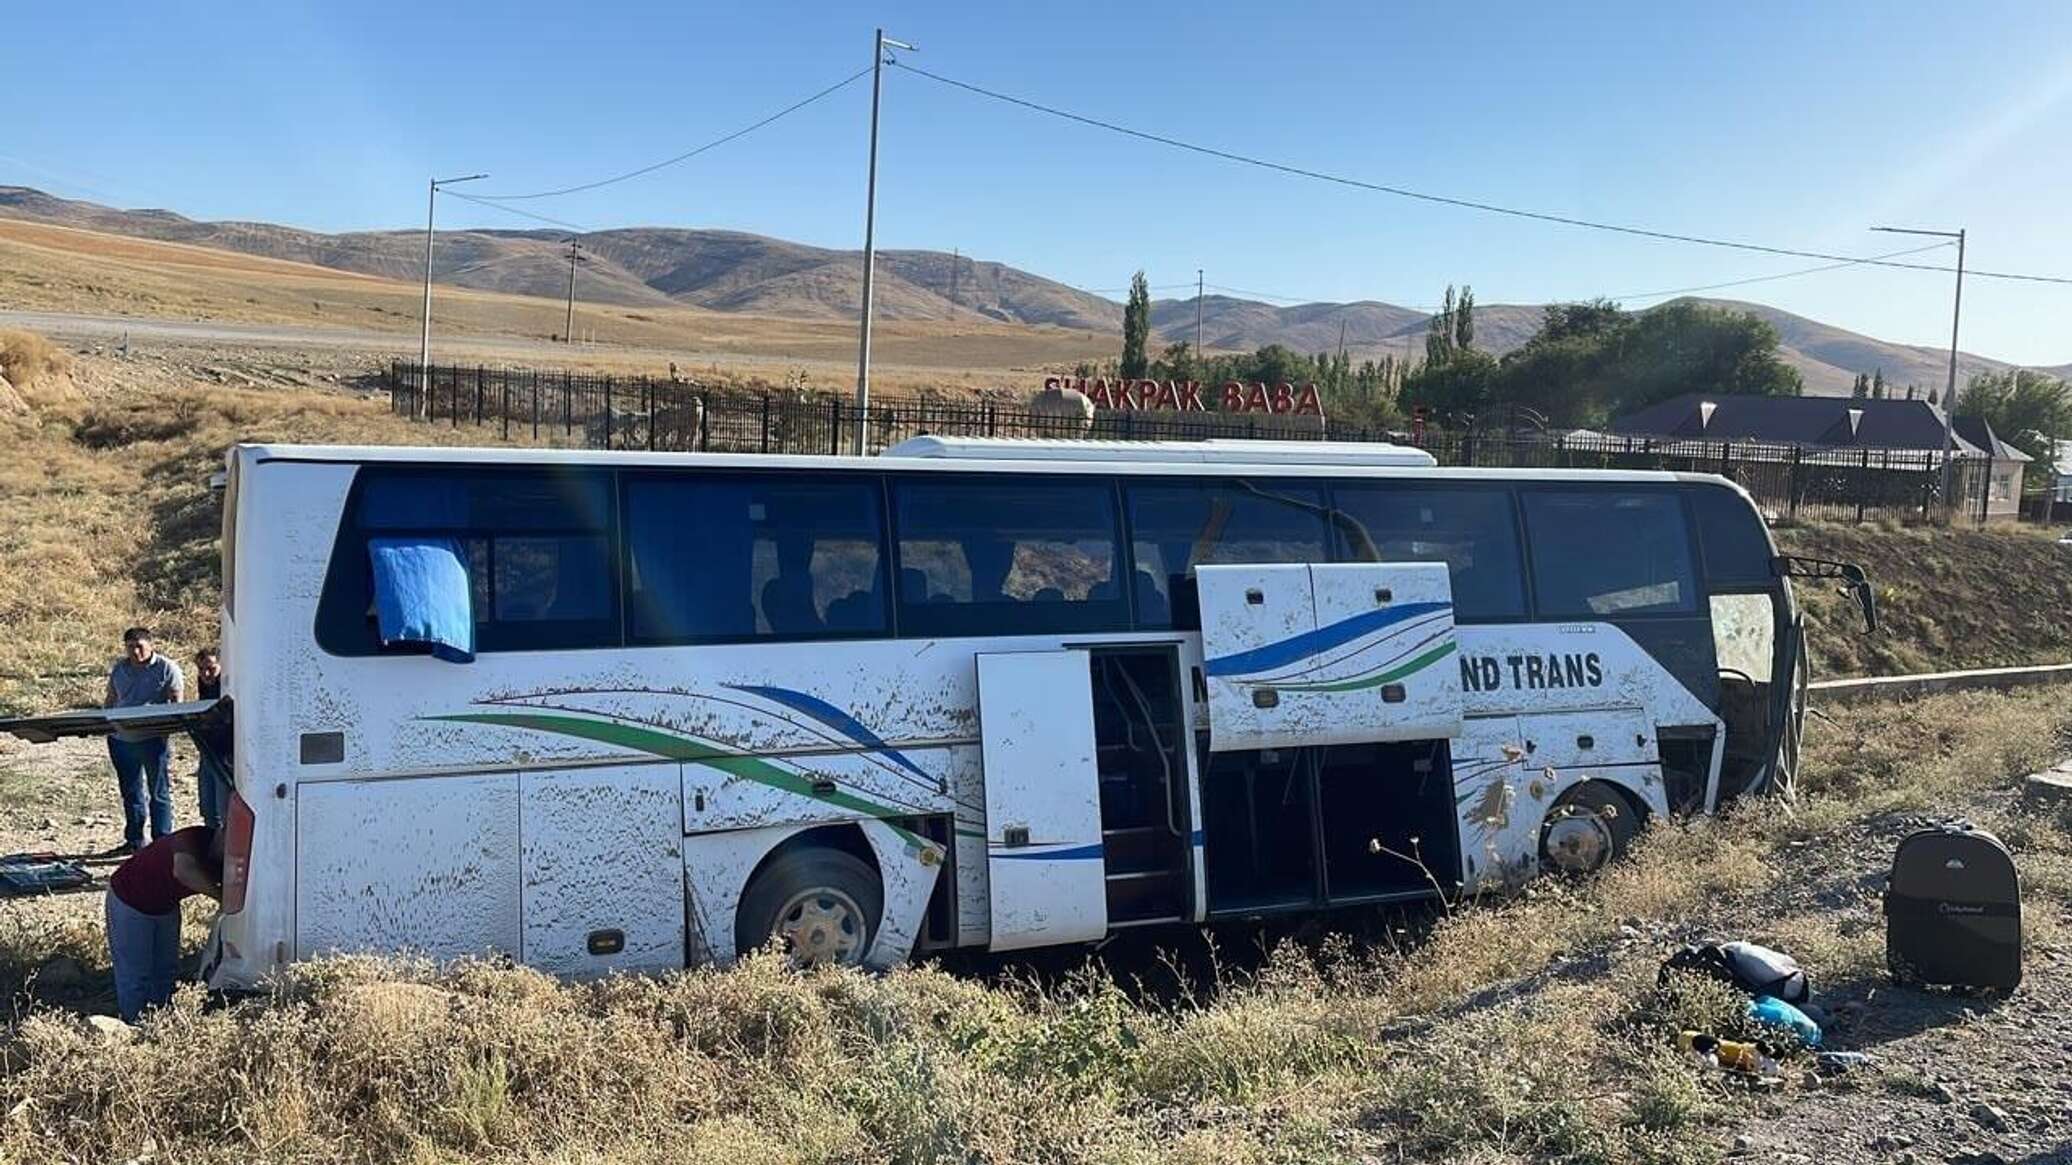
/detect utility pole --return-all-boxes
[853,27,914,455]
[1195,268,1205,363]
[563,239,584,343]
[1872,225,1966,513]
[419,173,488,417]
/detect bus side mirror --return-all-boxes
[1840,564,1877,635]
[1773,555,1876,635]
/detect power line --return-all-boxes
[1611,239,1955,302]
[891,60,2072,288]
[470,66,875,201]
[1198,240,1955,313]
[447,191,592,234]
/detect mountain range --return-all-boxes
[2,185,2062,396]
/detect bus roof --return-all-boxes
[882,435,1438,467]
[234,442,1710,486]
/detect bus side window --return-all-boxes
[1124,480,1330,630]
[625,475,888,644]
[1330,485,1526,619]
[891,477,1129,638]
[1687,485,1776,585]
[322,468,618,654]
[1523,490,1698,617]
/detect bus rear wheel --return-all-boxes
[735,848,882,968]
[1539,782,1640,876]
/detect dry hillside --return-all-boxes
[9,185,2069,389]
[1778,522,2072,679]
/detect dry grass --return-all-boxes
[0,690,2059,1165]
[0,363,481,714]
[1776,520,2072,679]
[0,219,1114,391]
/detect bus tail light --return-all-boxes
[221,788,255,915]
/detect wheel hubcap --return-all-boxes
[772,888,866,967]
[1544,811,1614,874]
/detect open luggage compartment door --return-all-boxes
[976,650,1108,951]
[1199,562,1462,752]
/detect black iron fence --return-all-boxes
[387,361,1999,526]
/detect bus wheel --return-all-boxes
[1539,783,1640,876]
[736,848,882,968]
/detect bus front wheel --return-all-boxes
[1539,782,1640,876]
[735,848,883,968]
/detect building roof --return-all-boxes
[1607,393,1991,456]
[1952,415,2033,463]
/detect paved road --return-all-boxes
[0,309,419,353]
[0,309,804,371]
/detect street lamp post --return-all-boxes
[1872,225,1965,515]
[853,28,913,455]
[420,173,489,417]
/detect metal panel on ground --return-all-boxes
[520,764,685,977]
[296,774,520,962]
[976,650,1107,950]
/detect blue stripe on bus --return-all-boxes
[1203,601,1451,678]
[730,683,932,780]
[991,842,1105,861]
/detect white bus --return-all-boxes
[3,437,1871,984]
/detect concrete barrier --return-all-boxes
[1809,661,2072,706]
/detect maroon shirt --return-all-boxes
[109,826,217,916]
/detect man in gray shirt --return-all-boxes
[104,627,183,854]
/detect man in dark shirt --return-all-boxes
[103,627,183,854]
[104,825,220,1022]
[191,647,232,830]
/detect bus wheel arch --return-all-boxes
[733,825,884,967]
[1538,780,1646,876]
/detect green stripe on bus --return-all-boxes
[1269,640,1459,694]
[428,711,932,850]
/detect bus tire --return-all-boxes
[1539,782,1641,876]
[735,847,883,967]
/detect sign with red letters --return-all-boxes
[1042,377,1324,417]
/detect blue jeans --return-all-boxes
[197,752,231,831]
[105,891,181,1022]
[107,737,174,847]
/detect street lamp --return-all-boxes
[853,28,914,455]
[1871,224,1965,512]
[420,173,489,417]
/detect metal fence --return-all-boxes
[387,361,1998,526]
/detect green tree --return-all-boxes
[1488,299,1800,426]
[1454,285,1475,350]
[1426,285,1457,366]
[1121,271,1151,379]
[1851,372,1870,399]
[1958,370,2072,489]
[1401,347,1499,421]
[1872,368,1886,400]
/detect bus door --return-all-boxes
[1193,562,1466,911]
[975,650,1108,950]
[1197,562,1462,751]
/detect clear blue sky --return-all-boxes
[9,1,2072,364]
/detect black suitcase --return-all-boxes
[1884,823,2022,992]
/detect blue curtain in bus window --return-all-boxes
[368,537,476,662]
